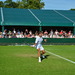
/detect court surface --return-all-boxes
[0,45,75,75]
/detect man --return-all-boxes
[32,32,46,62]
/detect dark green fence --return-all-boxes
[0,38,75,45]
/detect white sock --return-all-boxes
[39,57,41,62]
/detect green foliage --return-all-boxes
[0,1,4,7]
[6,0,12,3]
[0,0,44,9]
[27,0,44,9]
[70,9,75,11]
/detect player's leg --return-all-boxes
[40,46,46,58]
[42,50,46,54]
[37,48,40,57]
[37,48,41,62]
[41,50,46,58]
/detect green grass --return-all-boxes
[0,45,75,75]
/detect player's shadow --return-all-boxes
[41,55,50,61]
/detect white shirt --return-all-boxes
[35,36,43,44]
[35,35,39,38]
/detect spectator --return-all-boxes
[44,30,48,35]
[49,30,53,38]
[0,29,74,38]
[12,33,17,38]
[55,30,59,38]
[63,31,67,38]
[27,34,31,38]
[25,29,29,35]
[31,34,35,38]
[68,31,73,38]
[0,32,3,38]
[35,33,39,38]
[16,33,20,38]
[13,29,16,34]
[17,30,20,35]
[2,29,7,38]
[59,30,63,35]
[68,30,72,35]
[42,34,49,38]
[19,32,24,38]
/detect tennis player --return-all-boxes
[32,32,46,62]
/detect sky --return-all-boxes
[0,0,75,10]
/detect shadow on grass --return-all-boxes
[41,55,50,61]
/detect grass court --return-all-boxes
[0,45,75,75]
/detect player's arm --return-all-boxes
[31,43,36,47]
[34,43,37,46]
[31,38,38,47]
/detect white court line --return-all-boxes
[45,49,75,64]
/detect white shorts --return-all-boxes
[36,44,44,51]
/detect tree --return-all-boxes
[6,0,12,3]
[16,0,44,9]
[70,9,75,11]
[16,0,25,8]
[0,1,4,7]
[9,2,19,8]
[4,0,12,8]
[25,0,45,9]
[1,0,45,9]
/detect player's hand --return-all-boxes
[31,45,35,47]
